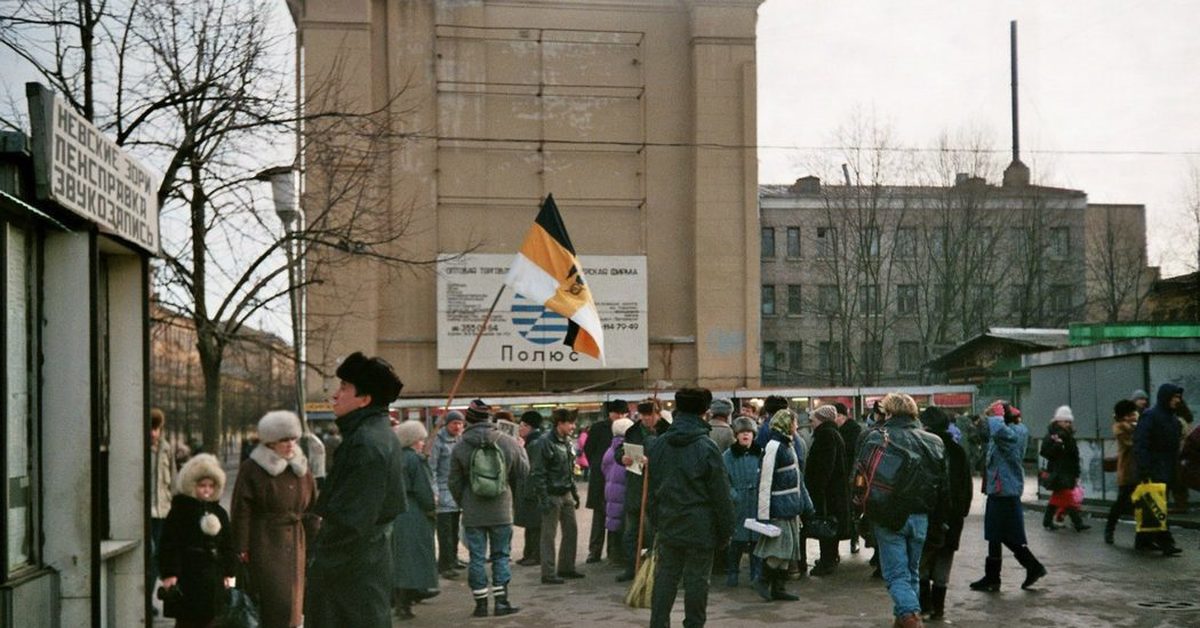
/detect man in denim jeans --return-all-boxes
[859,393,949,628]
[448,399,530,618]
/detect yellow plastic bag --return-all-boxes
[624,549,656,609]
[1132,481,1168,533]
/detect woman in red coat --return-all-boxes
[232,411,319,628]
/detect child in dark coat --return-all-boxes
[1040,405,1089,532]
[723,416,763,587]
[158,453,236,628]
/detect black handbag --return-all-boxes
[804,514,840,540]
[156,584,184,619]
[214,563,260,628]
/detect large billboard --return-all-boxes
[437,254,647,370]
[26,83,159,253]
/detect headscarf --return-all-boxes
[769,409,795,435]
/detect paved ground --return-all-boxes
[154,463,1200,627]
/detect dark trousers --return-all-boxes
[650,543,713,628]
[588,508,606,559]
[622,510,655,575]
[818,538,840,565]
[540,494,578,578]
[436,511,462,571]
[148,518,164,595]
[521,525,541,562]
[1106,484,1135,532]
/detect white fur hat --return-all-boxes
[612,418,634,437]
[1053,405,1074,422]
[258,410,303,444]
[395,420,428,448]
[176,453,226,501]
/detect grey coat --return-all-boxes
[448,422,530,528]
[429,427,460,513]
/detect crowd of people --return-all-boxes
[145,353,1195,628]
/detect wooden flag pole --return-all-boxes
[443,284,506,417]
[635,458,650,573]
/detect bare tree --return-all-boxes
[2,0,434,451]
[1084,205,1153,322]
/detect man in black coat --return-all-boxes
[305,352,407,628]
[583,399,625,563]
[616,399,670,581]
[834,402,863,554]
[514,411,547,566]
[646,388,734,628]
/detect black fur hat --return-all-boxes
[335,352,403,407]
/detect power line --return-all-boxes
[426,134,1200,157]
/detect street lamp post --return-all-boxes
[257,166,305,424]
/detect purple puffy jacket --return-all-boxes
[601,435,627,531]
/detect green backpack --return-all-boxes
[470,439,508,498]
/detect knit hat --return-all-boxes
[465,399,491,423]
[1131,389,1149,402]
[709,398,734,417]
[444,410,465,424]
[519,410,543,429]
[395,420,428,448]
[257,410,303,444]
[732,416,757,434]
[1053,405,1074,423]
[811,405,838,423]
[612,417,635,437]
[335,351,404,407]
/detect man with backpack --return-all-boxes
[448,399,530,618]
[851,393,949,628]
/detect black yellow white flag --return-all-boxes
[504,195,605,363]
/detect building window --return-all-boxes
[816,227,837,258]
[898,341,922,373]
[1010,227,1029,253]
[861,227,881,258]
[1010,283,1028,316]
[1049,227,1070,259]
[1050,285,1074,314]
[860,341,883,375]
[5,222,39,575]
[761,227,775,259]
[786,227,801,258]
[818,341,843,376]
[859,284,881,315]
[930,227,948,258]
[897,284,918,315]
[895,227,918,259]
[818,284,839,315]
[788,341,803,373]
[762,341,778,373]
[761,284,776,316]
[787,284,802,315]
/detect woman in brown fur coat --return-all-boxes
[231,411,319,628]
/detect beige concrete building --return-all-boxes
[294,0,763,397]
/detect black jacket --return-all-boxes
[306,406,407,628]
[583,419,614,509]
[158,495,236,622]
[514,425,548,528]
[529,428,578,505]
[646,412,735,549]
[1039,422,1081,491]
[930,431,973,551]
[838,419,864,478]
[806,421,854,539]
[621,418,670,515]
[862,415,950,527]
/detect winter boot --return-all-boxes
[770,571,799,602]
[1068,510,1091,532]
[1103,523,1115,544]
[1012,546,1047,590]
[472,598,489,618]
[493,585,520,617]
[749,555,763,584]
[725,571,738,587]
[894,611,925,628]
[753,568,774,601]
[1042,507,1062,530]
[969,557,1002,592]
[394,590,414,621]
[929,585,947,620]
[919,579,931,615]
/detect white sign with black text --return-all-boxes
[436,253,648,370]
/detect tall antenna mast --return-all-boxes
[1003,19,1030,187]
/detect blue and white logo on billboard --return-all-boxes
[511,293,569,346]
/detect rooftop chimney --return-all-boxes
[792,175,821,194]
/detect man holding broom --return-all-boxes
[644,388,735,628]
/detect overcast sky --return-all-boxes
[757,0,1200,276]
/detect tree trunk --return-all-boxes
[199,347,223,456]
